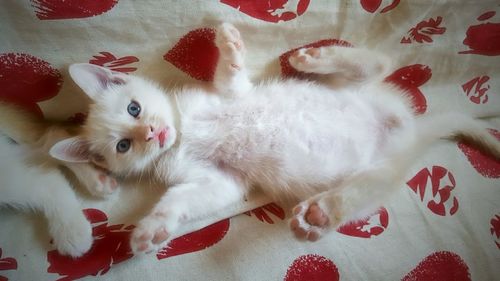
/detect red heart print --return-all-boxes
[406,166,459,216]
[401,251,471,281]
[220,0,310,23]
[385,64,431,114]
[360,0,400,14]
[337,207,389,238]
[0,249,17,272]
[360,0,382,13]
[47,209,134,280]
[458,129,500,178]
[89,52,139,73]
[164,28,219,82]
[244,202,286,224]
[459,11,500,56]
[0,53,62,118]
[490,213,500,249]
[156,218,230,259]
[31,0,119,20]
[0,248,17,281]
[279,39,353,79]
[284,254,340,281]
[400,16,446,44]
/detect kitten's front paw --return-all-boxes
[51,214,93,257]
[83,172,118,197]
[289,198,340,242]
[216,23,245,71]
[130,212,178,254]
[288,47,324,73]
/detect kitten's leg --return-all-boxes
[288,46,392,85]
[290,166,402,241]
[0,166,93,257]
[213,23,252,97]
[130,166,246,254]
[65,163,118,197]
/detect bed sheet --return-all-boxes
[0,1,499,280]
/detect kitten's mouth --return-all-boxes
[158,128,168,148]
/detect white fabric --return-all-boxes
[0,1,499,280]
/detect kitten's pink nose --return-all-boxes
[145,125,155,142]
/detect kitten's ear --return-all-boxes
[69,63,127,99]
[49,137,91,163]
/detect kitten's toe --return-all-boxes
[216,23,242,46]
[51,214,93,257]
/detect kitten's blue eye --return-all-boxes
[127,101,141,118]
[116,139,131,153]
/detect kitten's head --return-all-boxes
[50,64,177,175]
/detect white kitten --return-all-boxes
[0,102,119,257]
[52,23,500,254]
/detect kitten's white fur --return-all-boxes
[53,23,500,254]
[0,102,119,257]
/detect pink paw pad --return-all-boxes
[98,174,107,184]
[306,204,329,227]
[110,178,118,189]
[152,228,169,244]
[137,243,149,252]
[290,202,331,242]
[290,218,308,238]
[305,48,321,58]
[290,52,307,64]
[138,232,153,241]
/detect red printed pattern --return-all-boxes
[460,11,500,56]
[284,254,339,281]
[220,0,310,23]
[244,203,286,224]
[385,64,431,114]
[0,53,62,117]
[458,129,500,178]
[47,209,134,281]
[461,76,490,104]
[89,52,139,73]
[0,248,17,281]
[401,16,446,44]
[406,166,459,216]
[164,28,219,81]
[157,219,230,260]
[402,251,471,281]
[31,0,118,20]
[491,214,500,249]
[360,0,401,14]
[337,207,389,238]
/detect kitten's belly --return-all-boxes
[184,83,385,186]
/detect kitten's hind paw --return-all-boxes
[215,23,245,71]
[289,198,340,242]
[288,47,324,73]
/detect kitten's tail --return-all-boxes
[0,101,49,145]
[415,112,500,160]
